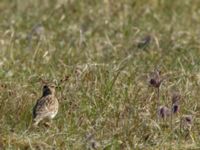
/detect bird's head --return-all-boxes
[42,83,56,96]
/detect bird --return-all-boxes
[32,83,59,127]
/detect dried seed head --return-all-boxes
[185,115,192,124]
[149,70,163,88]
[27,23,45,42]
[85,133,93,141]
[172,104,179,114]
[181,115,193,129]
[171,92,181,114]
[89,139,100,150]
[158,106,171,119]
[85,133,100,150]
[137,35,152,49]
[172,92,181,104]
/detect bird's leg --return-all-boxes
[33,118,42,127]
[44,118,52,128]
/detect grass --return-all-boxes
[0,0,200,149]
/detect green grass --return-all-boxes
[1,0,200,149]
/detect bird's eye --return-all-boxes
[43,85,48,89]
[50,85,55,88]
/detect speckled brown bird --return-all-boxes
[32,84,59,126]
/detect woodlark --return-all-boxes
[32,84,59,126]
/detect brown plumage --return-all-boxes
[32,84,59,126]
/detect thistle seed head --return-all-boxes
[137,35,152,49]
[149,70,163,88]
[158,106,171,119]
[172,92,181,104]
[181,115,193,129]
[185,115,192,124]
[172,104,179,114]
[171,92,181,114]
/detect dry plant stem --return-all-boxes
[156,87,160,121]
[170,103,173,131]
[179,116,182,146]
[170,102,173,149]
[157,87,160,108]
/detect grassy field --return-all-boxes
[1,0,200,149]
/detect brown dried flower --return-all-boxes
[172,92,181,104]
[158,106,171,119]
[171,92,181,114]
[185,116,192,124]
[181,115,193,129]
[85,133,100,150]
[137,35,152,49]
[172,104,179,114]
[149,70,163,88]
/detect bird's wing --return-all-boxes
[32,95,54,119]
